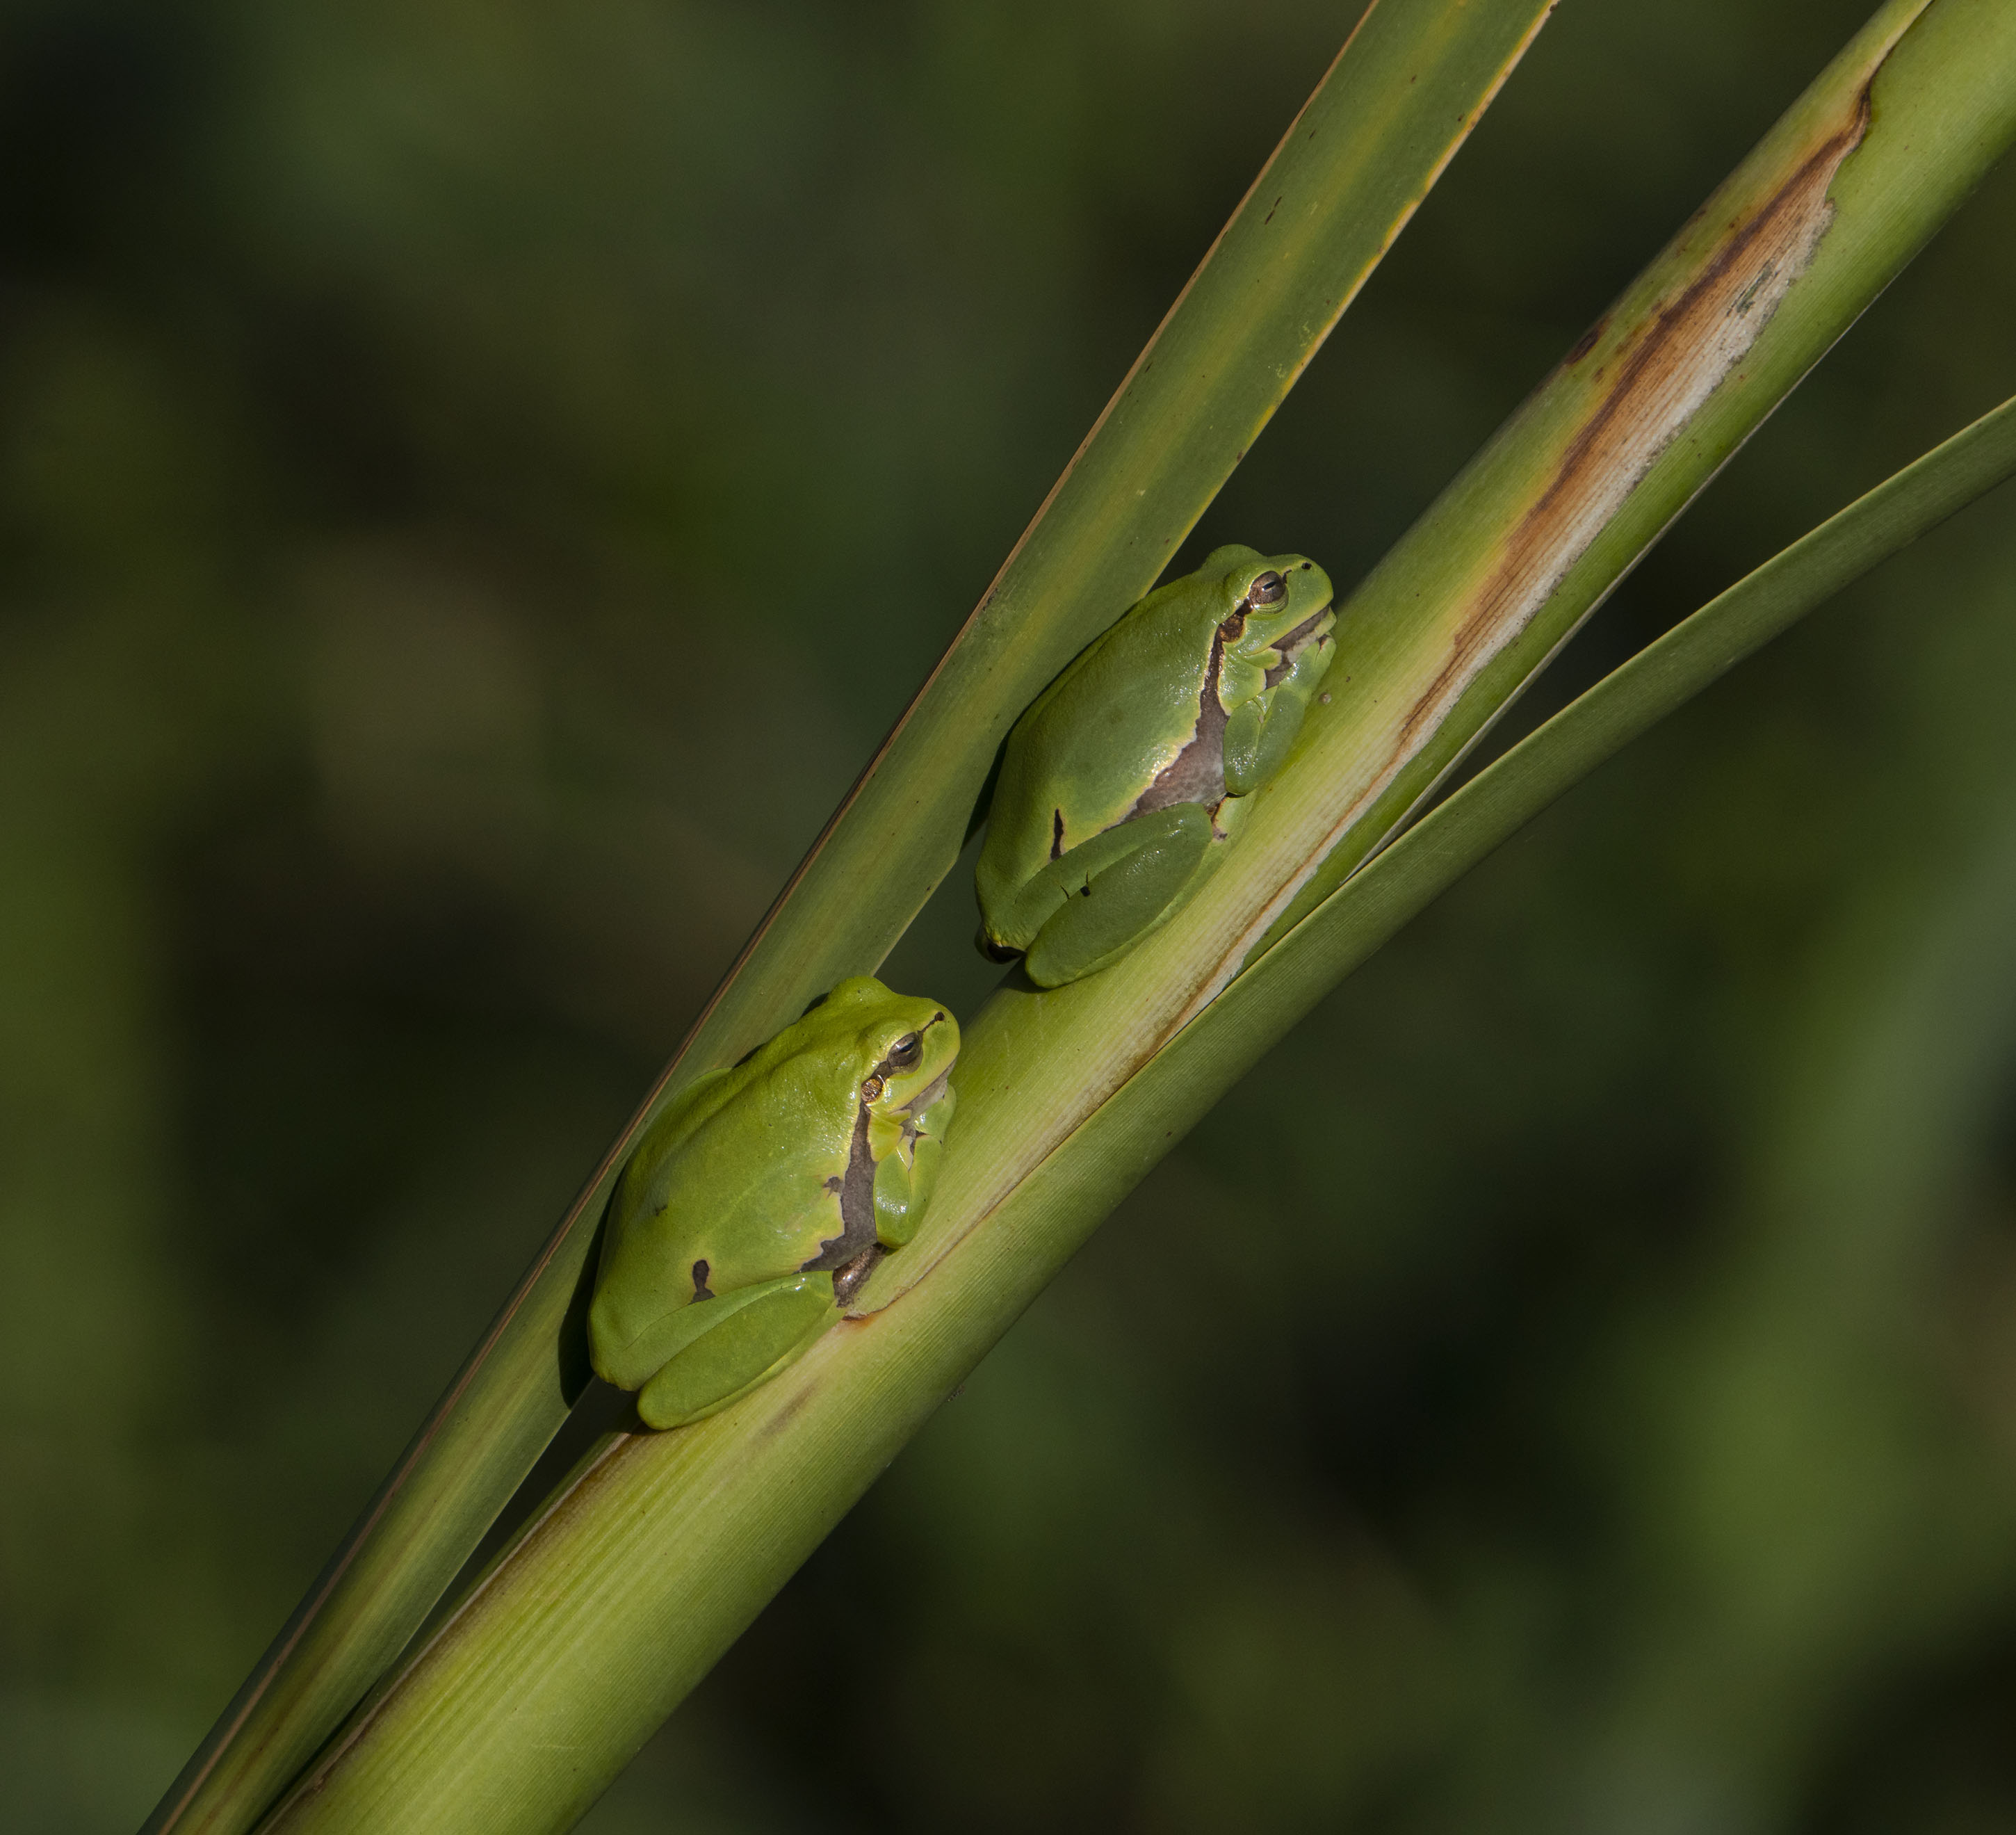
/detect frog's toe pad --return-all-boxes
[636,1273,836,1430]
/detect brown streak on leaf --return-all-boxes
[1179,74,1883,1034]
[1392,84,1872,755]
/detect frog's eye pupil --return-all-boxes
[1250,571,1286,605]
[889,1033,922,1068]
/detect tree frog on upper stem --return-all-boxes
[589,977,959,1429]
[975,544,1336,987]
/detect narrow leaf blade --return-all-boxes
[147,8,1560,1832]
[258,12,2016,1834]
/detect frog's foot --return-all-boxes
[634,1270,838,1430]
[1022,802,1218,987]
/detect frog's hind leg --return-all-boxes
[635,1271,837,1430]
[1023,802,1217,987]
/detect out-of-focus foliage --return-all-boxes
[1,0,2013,1829]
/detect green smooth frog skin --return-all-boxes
[975,544,1336,986]
[588,977,959,1429]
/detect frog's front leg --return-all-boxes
[1017,802,1219,987]
[634,1270,838,1429]
[870,1079,956,1250]
[1222,627,1335,795]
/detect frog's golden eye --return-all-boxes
[1249,570,1286,605]
[888,1032,923,1069]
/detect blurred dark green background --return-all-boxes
[3,0,2015,1829]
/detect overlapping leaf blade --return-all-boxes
[148,6,1561,1832]
[250,6,2016,1833]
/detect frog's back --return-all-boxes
[984,586,1221,881]
[590,1046,854,1373]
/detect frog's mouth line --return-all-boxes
[901,1066,952,1117]
[1262,604,1336,690]
[1271,603,1334,654]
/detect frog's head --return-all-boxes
[820,976,961,1121]
[1198,544,1335,659]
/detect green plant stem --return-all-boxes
[145,9,1560,1834]
[862,0,1985,1323]
[259,3,2015,1826]
[1075,389,2016,1211]
[259,381,2016,1835]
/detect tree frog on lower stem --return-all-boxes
[589,977,959,1428]
[975,544,1336,986]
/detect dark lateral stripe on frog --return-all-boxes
[801,1012,950,1300]
[800,1110,884,1306]
[1129,626,1230,820]
[802,1104,879,1285]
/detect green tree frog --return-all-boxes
[589,978,959,1429]
[975,544,1335,986]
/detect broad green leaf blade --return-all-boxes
[1064,388,2016,1234]
[863,0,1978,1324]
[259,10,2016,1832]
[147,8,1557,1833]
